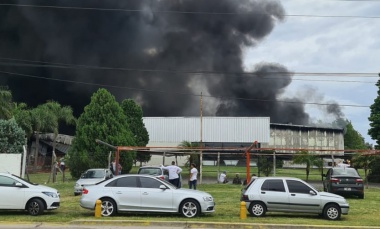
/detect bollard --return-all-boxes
[240,201,247,220]
[95,199,102,218]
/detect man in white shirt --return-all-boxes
[163,161,182,188]
[189,163,198,190]
[219,171,228,183]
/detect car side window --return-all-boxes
[106,177,137,188]
[0,175,17,186]
[140,177,163,189]
[261,179,285,192]
[286,180,312,194]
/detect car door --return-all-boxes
[259,179,289,211]
[139,177,174,212]
[107,176,141,211]
[0,175,25,209]
[286,179,321,213]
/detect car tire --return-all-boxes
[180,199,200,218]
[323,204,341,220]
[358,193,364,199]
[249,202,266,217]
[100,198,117,217]
[74,193,80,196]
[27,198,44,216]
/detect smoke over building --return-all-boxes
[0,0,342,127]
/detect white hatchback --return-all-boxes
[80,174,215,218]
[0,173,60,216]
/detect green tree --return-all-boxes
[257,151,274,177]
[178,141,199,167]
[12,103,33,138]
[43,101,76,182]
[0,87,13,120]
[30,104,58,172]
[368,74,380,146]
[292,150,323,181]
[67,89,136,178]
[0,118,26,153]
[344,121,367,151]
[121,99,150,166]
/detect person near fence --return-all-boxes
[219,171,228,184]
[162,161,182,188]
[189,163,198,190]
[232,173,241,185]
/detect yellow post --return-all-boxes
[240,201,247,219]
[95,200,102,218]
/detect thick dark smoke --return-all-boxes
[0,0,340,130]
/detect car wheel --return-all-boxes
[249,202,266,217]
[358,193,364,199]
[323,204,341,220]
[74,193,80,196]
[180,199,200,218]
[27,198,44,216]
[100,198,117,217]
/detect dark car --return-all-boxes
[323,167,364,199]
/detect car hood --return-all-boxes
[32,184,59,193]
[319,191,345,199]
[76,178,105,185]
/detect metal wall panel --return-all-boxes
[143,117,270,143]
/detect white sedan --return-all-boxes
[0,173,60,216]
[80,174,215,218]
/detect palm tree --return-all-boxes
[30,105,58,172]
[42,101,76,182]
[0,88,13,120]
[178,141,199,167]
[292,150,323,181]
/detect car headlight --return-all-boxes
[42,192,59,198]
[203,196,213,202]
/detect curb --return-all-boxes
[70,220,380,229]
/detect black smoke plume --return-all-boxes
[0,0,339,129]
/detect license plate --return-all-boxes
[344,188,351,191]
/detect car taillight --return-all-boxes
[158,176,164,180]
[330,178,339,183]
[241,194,249,201]
[82,188,89,194]
[356,178,363,183]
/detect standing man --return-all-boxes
[163,161,182,188]
[189,163,198,190]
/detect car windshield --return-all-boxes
[10,174,38,186]
[333,168,359,176]
[81,170,105,179]
[138,168,162,176]
[159,177,178,189]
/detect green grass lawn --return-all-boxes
[0,167,379,227]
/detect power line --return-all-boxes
[1,3,380,19]
[0,70,371,108]
[0,57,378,77]
[0,58,377,84]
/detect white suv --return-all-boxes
[0,173,60,216]
[241,177,349,220]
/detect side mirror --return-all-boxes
[15,182,23,187]
[309,190,317,195]
[159,185,167,190]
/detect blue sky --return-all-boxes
[243,0,380,145]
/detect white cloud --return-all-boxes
[243,0,380,144]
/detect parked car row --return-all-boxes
[1,166,363,220]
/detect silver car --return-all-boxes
[241,177,349,220]
[79,174,215,218]
[74,168,113,196]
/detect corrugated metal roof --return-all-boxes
[143,117,270,143]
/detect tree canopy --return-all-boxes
[68,89,136,178]
[368,74,380,147]
[0,87,13,120]
[121,99,150,166]
[0,118,26,154]
[292,150,322,181]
